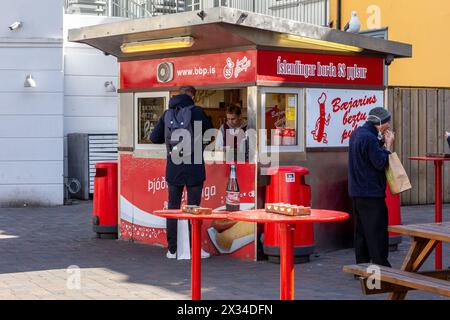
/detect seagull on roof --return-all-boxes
[344,11,361,33]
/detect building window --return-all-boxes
[186,0,201,11]
[261,88,305,153]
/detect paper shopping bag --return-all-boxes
[385,152,412,195]
[177,219,191,260]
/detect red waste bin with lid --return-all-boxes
[385,185,402,250]
[93,161,118,238]
[264,166,314,263]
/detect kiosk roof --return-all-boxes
[68,7,411,61]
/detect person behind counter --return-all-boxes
[150,86,213,260]
[215,105,248,160]
[348,107,395,268]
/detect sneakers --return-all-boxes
[201,249,211,259]
[166,250,177,259]
[167,249,211,259]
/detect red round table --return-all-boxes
[228,209,349,300]
[409,157,450,269]
[153,210,229,300]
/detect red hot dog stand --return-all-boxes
[68,7,412,261]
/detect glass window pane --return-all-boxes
[137,97,166,144]
[264,93,298,146]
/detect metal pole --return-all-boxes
[191,219,202,300]
[279,223,295,300]
[337,0,342,30]
[434,160,443,270]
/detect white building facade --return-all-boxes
[0,0,122,206]
[0,0,328,207]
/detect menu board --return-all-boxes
[137,97,166,144]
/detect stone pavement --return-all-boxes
[0,202,448,300]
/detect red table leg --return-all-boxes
[279,223,295,300]
[434,160,443,270]
[191,219,202,300]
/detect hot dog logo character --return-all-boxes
[223,56,252,80]
[311,92,331,144]
[223,57,235,79]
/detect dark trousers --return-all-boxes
[352,197,391,267]
[167,183,203,254]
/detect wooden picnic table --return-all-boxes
[409,157,450,269]
[387,222,450,299]
[343,222,450,299]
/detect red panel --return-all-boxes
[257,50,384,86]
[121,49,383,89]
[120,50,257,89]
[119,154,256,260]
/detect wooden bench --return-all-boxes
[343,263,450,299]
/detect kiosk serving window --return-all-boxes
[135,92,169,149]
[261,88,305,152]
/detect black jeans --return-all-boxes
[167,183,203,254]
[352,197,391,267]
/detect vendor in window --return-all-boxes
[215,104,248,153]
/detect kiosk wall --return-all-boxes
[117,49,385,259]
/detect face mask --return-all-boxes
[378,131,383,141]
[367,115,383,140]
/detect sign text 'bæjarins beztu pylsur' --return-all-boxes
[307,89,384,148]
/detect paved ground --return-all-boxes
[0,202,448,300]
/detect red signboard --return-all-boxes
[257,50,384,86]
[119,154,257,261]
[120,51,257,89]
[120,50,384,89]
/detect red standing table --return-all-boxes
[228,209,349,300]
[153,210,228,300]
[409,156,450,269]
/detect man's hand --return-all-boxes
[384,130,395,151]
[445,131,450,139]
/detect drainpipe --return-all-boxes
[337,0,342,30]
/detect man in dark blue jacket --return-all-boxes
[150,86,213,259]
[348,107,395,267]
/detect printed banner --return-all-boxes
[120,50,257,89]
[119,154,256,261]
[306,89,384,147]
[120,50,384,89]
[258,50,384,86]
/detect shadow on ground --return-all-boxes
[0,202,448,299]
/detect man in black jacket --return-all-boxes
[348,107,395,267]
[150,86,213,259]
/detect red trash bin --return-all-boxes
[263,166,314,263]
[93,161,118,238]
[385,185,402,251]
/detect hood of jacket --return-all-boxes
[169,94,195,109]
